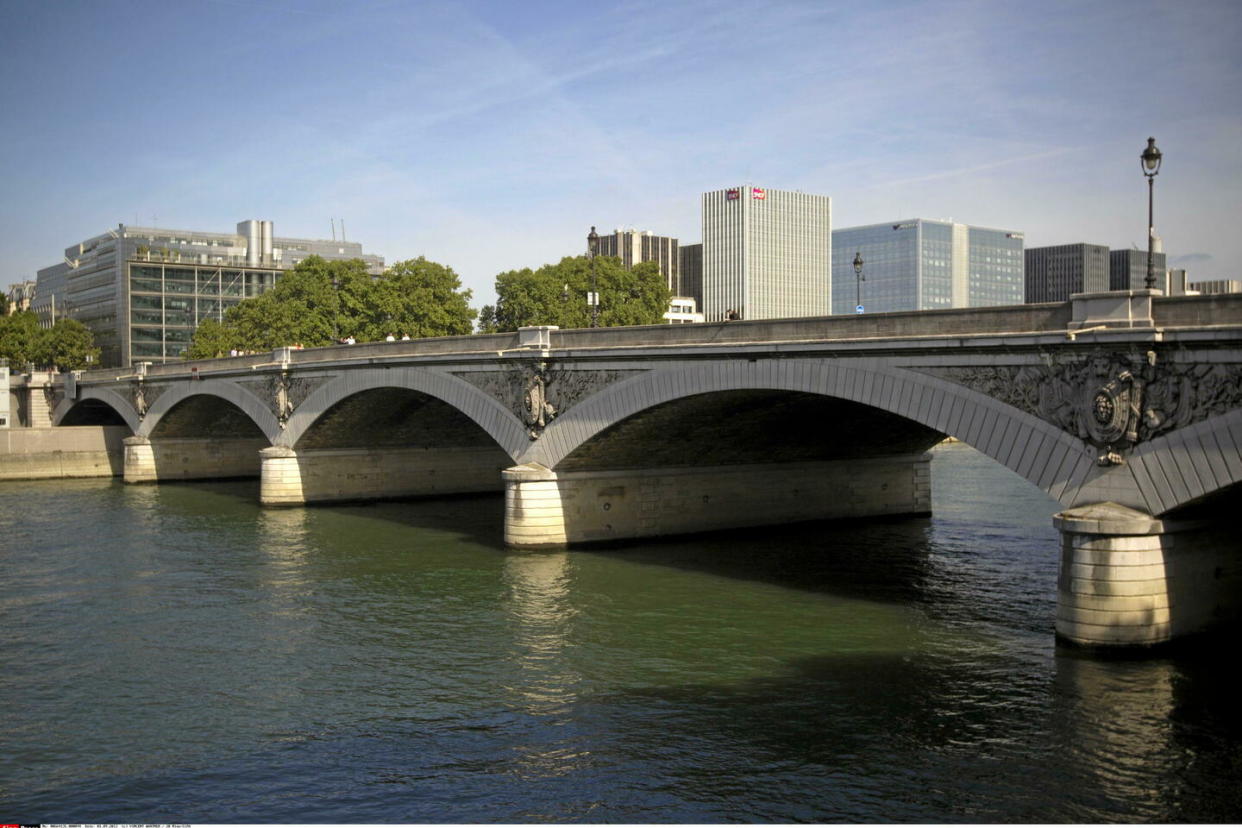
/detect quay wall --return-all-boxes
[0,426,129,480]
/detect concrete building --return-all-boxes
[595,229,680,293]
[35,220,384,367]
[1165,268,1194,296]
[1189,279,1242,295]
[832,219,1024,315]
[663,297,704,324]
[1024,243,1111,303]
[702,186,831,321]
[678,242,703,309]
[1109,249,1167,292]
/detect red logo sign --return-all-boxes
[726,189,740,200]
[752,188,766,200]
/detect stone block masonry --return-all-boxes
[1054,502,1241,646]
[261,445,509,505]
[123,435,266,483]
[503,454,931,548]
[0,426,127,480]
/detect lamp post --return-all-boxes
[1141,136,1163,290]
[587,226,600,327]
[331,275,340,341]
[853,251,865,312]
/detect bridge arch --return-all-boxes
[278,367,529,461]
[524,358,1096,505]
[139,379,282,443]
[53,387,141,433]
[1128,408,1242,517]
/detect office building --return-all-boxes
[1024,243,1110,303]
[1188,279,1241,295]
[678,243,703,308]
[1109,249,1167,292]
[702,186,831,321]
[1165,268,1193,296]
[832,219,1023,315]
[595,229,680,293]
[663,297,705,324]
[35,220,384,367]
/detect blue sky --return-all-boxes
[2,0,1239,308]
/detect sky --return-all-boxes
[1,0,1239,309]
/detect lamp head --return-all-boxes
[853,251,863,275]
[1141,136,1162,176]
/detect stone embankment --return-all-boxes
[0,426,127,480]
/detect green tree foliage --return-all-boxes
[479,256,671,332]
[185,256,476,359]
[0,310,41,367]
[44,318,101,371]
[0,311,101,371]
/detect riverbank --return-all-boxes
[0,426,127,480]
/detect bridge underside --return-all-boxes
[125,395,268,482]
[506,391,945,547]
[261,387,511,505]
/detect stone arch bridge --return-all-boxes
[52,291,1242,648]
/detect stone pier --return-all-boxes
[260,445,508,506]
[123,435,157,484]
[503,454,932,548]
[1054,502,1240,647]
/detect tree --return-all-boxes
[369,257,475,340]
[0,312,100,371]
[479,256,671,332]
[0,310,43,367]
[45,318,101,371]
[185,255,476,359]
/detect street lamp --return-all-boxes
[1140,136,1163,290]
[331,275,340,341]
[587,226,600,327]
[853,251,865,313]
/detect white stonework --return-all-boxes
[122,435,157,484]
[1054,502,1239,646]
[260,446,305,505]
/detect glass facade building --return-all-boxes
[702,186,831,321]
[831,219,1023,315]
[35,220,384,367]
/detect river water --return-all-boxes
[1,442,1239,823]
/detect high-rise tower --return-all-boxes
[701,186,831,321]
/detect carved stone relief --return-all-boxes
[917,349,1242,464]
[455,364,646,439]
[131,381,167,419]
[238,376,328,425]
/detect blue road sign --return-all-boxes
[855,305,865,314]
